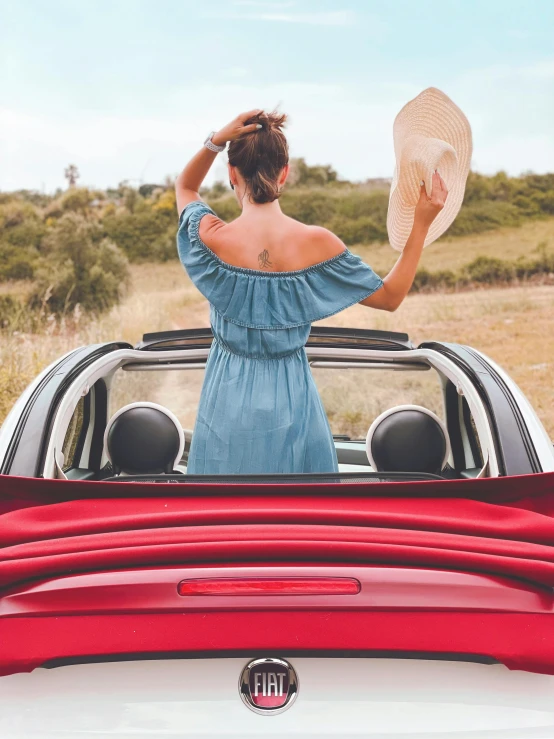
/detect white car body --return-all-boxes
[3,658,554,737]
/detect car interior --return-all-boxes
[98,401,453,482]
[57,355,487,483]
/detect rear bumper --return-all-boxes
[3,657,554,737]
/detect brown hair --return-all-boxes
[228,110,289,204]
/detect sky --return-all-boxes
[1,0,554,192]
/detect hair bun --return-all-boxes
[249,110,287,131]
[228,109,289,204]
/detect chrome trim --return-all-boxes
[310,361,429,371]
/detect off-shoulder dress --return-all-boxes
[177,200,383,474]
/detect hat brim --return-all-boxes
[387,87,473,252]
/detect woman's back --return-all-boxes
[198,210,346,274]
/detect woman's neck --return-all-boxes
[239,196,283,218]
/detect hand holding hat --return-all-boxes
[387,87,473,251]
[414,170,449,230]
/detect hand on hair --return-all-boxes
[414,171,448,230]
[212,110,264,147]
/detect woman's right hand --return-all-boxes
[211,110,264,147]
[414,171,448,230]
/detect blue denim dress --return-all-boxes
[177,200,383,475]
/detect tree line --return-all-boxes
[1,160,553,321]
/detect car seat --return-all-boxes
[365,404,451,475]
[103,402,184,476]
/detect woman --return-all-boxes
[175,109,447,475]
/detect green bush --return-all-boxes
[279,190,338,225]
[103,189,177,262]
[325,215,387,245]
[0,295,23,328]
[537,191,554,215]
[334,189,389,223]
[0,199,44,280]
[463,256,516,283]
[412,244,554,292]
[514,243,554,279]
[205,195,240,223]
[0,249,36,280]
[413,268,463,291]
[29,213,130,314]
[103,208,174,261]
[288,158,341,188]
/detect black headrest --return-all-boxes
[104,403,184,475]
[366,405,450,475]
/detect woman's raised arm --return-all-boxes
[175,110,263,214]
[361,171,448,312]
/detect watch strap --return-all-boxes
[204,132,226,153]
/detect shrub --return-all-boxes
[280,190,338,225]
[537,191,554,215]
[29,213,129,314]
[0,249,36,280]
[139,183,163,198]
[334,189,389,223]
[205,195,240,223]
[0,295,22,328]
[288,158,341,188]
[413,268,462,292]
[325,215,387,245]
[412,243,554,292]
[463,256,515,284]
[0,199,44,280]
[103,206,175,262]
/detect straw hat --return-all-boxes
[387,87,472,252]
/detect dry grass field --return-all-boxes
[1,220,553,440]
[358,217,554,274]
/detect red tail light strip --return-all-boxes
[178,577,361,596]
[2,566,553,618]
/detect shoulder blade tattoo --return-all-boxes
[258,249,273,269]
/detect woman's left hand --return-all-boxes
[413,171,449,230]
[211,110,264,147]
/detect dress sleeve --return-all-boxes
[176,199,223,304]
[302,251,384,322]
[177,199,218,257]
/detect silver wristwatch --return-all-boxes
[204,131,226,153]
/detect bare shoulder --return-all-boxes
[197,213,226,247]
[305,225,347,259]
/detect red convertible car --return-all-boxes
[0,327,553,737]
